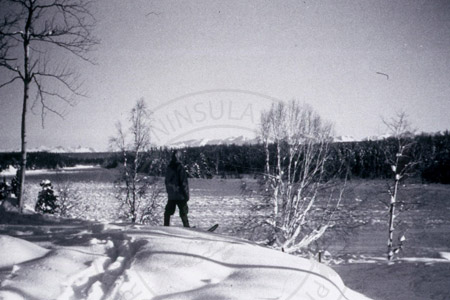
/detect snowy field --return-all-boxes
[1,166,450,299]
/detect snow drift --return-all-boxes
[0,221,372,300]
[0,235,49,268]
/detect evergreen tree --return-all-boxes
[35,180,59,214]
[0,177,10,200]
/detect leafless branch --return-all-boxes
[0,59,21,74]
[33,76,66,126]
[0,75,21,88]
[145,11,161,17]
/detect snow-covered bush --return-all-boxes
[114,175,164,224]
[56,181,81,218]
[188,162,202,178]
[35,180,59,214]
[186,153,213,179]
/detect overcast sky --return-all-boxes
[1,0,449,150]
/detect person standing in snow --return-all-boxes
[164,150,190,227]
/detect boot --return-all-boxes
[164,214,170,226]
[181,215,190,228]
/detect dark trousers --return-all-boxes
[164,200,189,227]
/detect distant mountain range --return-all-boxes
[332,135,390,142]
[333,135,357,142]
[0,145,97,153]
[168,136,259,148]
[170,133,398,147]
[1,134,412,153]
[0,137,258,153]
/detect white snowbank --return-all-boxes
[0,235,49,268]
[0,165,18,176]
[353,256,450,264]
[60,165,97,171]
[440,252,450,261]
[0,225,372,300]
[0,165,97,176]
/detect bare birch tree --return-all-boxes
[258,100,344,253]
[382,112,420,260]
[110,99,163,224]
[0,0,99,211]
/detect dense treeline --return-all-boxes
[177,132,450,183]
[416,133,450,183]
[1,132,449,183]
[331,132,450,183]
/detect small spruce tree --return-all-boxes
[0,177,10,200]
[35,180,59,214]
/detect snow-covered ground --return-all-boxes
[0,165,98,177]
[1,170,449,299]
[0,209,372,300]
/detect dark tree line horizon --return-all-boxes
[1,131,450,184]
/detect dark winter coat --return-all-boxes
[165,160,189,202]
